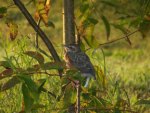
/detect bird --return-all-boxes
[64,44,96,87]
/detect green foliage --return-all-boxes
[22,83,34,112]
[135,99,150,105]
[0,7,7,18]
[101,15,111,40]
[0,0,150,113]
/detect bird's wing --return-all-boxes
[67,52,95,78]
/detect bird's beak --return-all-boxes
[63,45,69,52]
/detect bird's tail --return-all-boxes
[84,77,90,87]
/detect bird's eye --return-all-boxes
[70,46,76,51]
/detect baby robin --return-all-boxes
[64,44,96,87]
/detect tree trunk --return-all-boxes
[63,0,75,45]
[63,1,77,113]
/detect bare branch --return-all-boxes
[76,81,80,113]
[99,29,139,47]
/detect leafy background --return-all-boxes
[0,0,150,113]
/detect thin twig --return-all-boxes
[7,4,16,8]
[98,29,139,47]
[76,81,80,113]
[35,18,41,48]
[85,29,139,52]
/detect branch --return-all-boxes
[76,81,80,113]
[98,29,139,47]
[13,0,62,77]
[35,18,41,48]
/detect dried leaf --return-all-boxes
[1,76,20,91]
[0,69,13,80]
[47,20,55,28]
[35,0,51,26]
[6,21,18,41]
[41,62,65,70]
[24,51,45,64]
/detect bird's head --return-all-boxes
[64,44,81,53]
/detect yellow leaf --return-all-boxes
[35,0,51,26]
[34,11,40,21]
[45,0,51,14]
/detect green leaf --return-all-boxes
[135,99,150,105]
[83,17,98,28]
[31,104,45,110]
[0,7,7,13]
[47,21,55,28]
[111,24,128,34]
[1,76,20,91]
[0,7,7,18]
[22,83,34,112]
[101,0,118,8]
[17,75,39,100]
[101,15,111,40]
[129,17,141,27]
[88,18,98,25]
[82,92,90,100]
[83,35,99,48]
[63,83,76,107]
[80,3,89,13]
[113,108,121,113]
[24,51,44,64]
[80,40,86,51]
[139,19,150,37]
[26,0,36,5]
[36,79,46,92]
[89,96,104,107]
[0,61,11,69]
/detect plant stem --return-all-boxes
[76,81,80,113]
